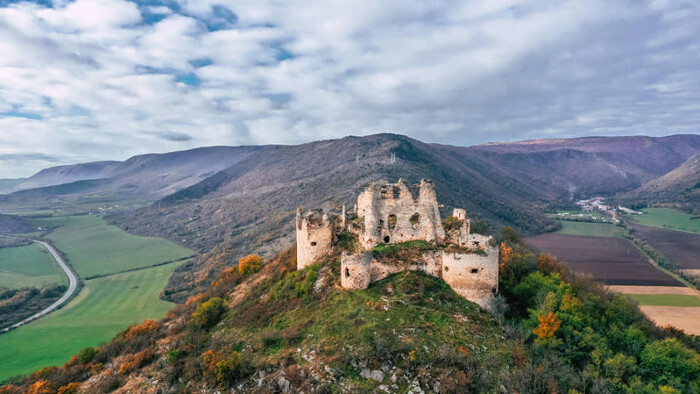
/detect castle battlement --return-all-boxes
[295,179,499,308]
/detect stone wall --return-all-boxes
[441,247,499,308]
[340,252,372,290]
[296,209,333,270]
[356,179,445,248]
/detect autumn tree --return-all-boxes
[533,312,561,341]
[192,297,227,328]
[238,254,263,275]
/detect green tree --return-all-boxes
[640,338,700,390]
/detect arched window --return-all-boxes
[345,268,351,277]
[384,236,390,243]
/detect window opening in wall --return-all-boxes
[444,266,449,272]
[384,236,390,243]
[378,219,384,229]
[470,268,479,274]
[410,213,420,229]
[388,214,397,230]
[345,268,350,277]
[311,242,317,246]
[492,287,497,295]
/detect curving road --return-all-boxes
[0,239,78,334]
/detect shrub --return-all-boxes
[77,347,97,364]
[27,380,53,394]
[443,216,464,231]
[124,319,159,340]
[192,297,227,328]
[57,383,81,394]
[238,254,263,275]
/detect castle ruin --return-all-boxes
[296,179,499,308]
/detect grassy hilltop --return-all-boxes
[2,232,699,393]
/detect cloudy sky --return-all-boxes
[0,0,698,177]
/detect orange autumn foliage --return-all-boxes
[212,266,241,287]
[27,380,53,394]
[125,319,159,340]
[499,242,513,268]
[57,382,81,394]
[533,312,562,340]
[118,349,153,374]
[185,292,208,306]
[238,254,263,275]
[537,253,560,274]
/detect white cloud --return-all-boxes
[0,0,698,178]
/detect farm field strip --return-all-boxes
[553,220,625,238]
[627,222,700,270]
[606,285,697,295]
[633,208,700,234]
[525,233,682,287]
[627,294,700,307]
[29,215,194,278]
[0,261,188,382]
[0,243,66,290]
[638,306,700,335]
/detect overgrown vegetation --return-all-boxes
[2,229,699,392]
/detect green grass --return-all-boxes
[31,215,193,277]
[0,261,187,381]
[633,208,700,234]
[554,220,625,238]
[627,294,700,307]
[0,243,66,289]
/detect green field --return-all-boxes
[554,220,625,238]
[632,208,700,234]
[0,261,186,381]
[0,243,66,289]
[627,294,700,307]
[29,215,193,277]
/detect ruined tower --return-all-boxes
[295,179,499,309]
[296,209,333,270]
[356,179,445,248]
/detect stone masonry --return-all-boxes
[295,179,499,308]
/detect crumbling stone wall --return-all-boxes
[356,179,445,249]
[296,209,333,270]
[297,179,499,309]
[441,248,499,309]
[340,252,371,289]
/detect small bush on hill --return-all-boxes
[238,254,263,275]
[192,297,227,328]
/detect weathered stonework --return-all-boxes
[296,209,333,270]
[356,179,445,248]
[296,179,499,308]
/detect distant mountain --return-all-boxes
[3,133,698,300]
[625,153,700,209]
[0,179,24,195]
[104,134,700,300]
[1,146,264,206]
[471,134,700,198]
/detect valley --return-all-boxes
[1,133,700,391]
[0,214,193,381]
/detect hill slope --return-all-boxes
[625,153,700,209]
[3,240,699,393]
[1,146,264,207]
[107,134,700,300]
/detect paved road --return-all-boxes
[0,239,78,334]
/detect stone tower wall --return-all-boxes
[340,252,372,289]
[296,210,333,270]
[441,247,499,309]
[356,179,445,248]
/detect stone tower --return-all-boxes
[296,209,333,270]
[356,179,445,249]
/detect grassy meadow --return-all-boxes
[627,294,700,307]
[633,208,700,233]
[0,243,66,290]
[0,261,187,381]
[28,215,193,277]
[554,220,625,238]
[0,214,195,382]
